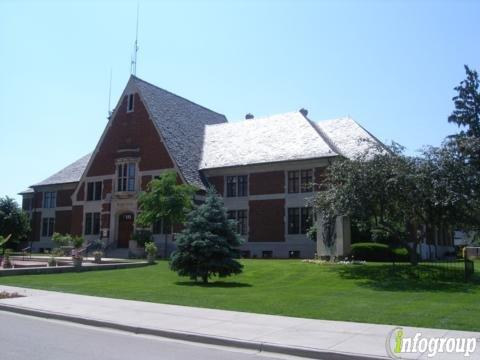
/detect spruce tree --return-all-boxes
[169,189,244,283]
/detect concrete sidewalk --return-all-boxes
[0,285,478,360]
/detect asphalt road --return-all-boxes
[0,311,303,360]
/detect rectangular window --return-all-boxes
[288,207,313,234]
[289,250,301,259]
[288,171,300,193]
[85,212,100,235]
[262,250,273,259]
[152,218,172,235]
[301,207,313,234]
[226,176,237,197]
[227,210,248,236]
[87,181,102,201]
[226,175,248,197]
[41,217,55,237]
[152,220,162,235]
[237,210,247,236]
[237,176,248,196]
[93,212,100,235]
[127,93,134,112]
[85,213,92,235]
[43,191,56,208]
[288,208,300,234]
[127,163,135,191]
[300,169,313,192]
[241,250,251,258]
[117,163,136,192]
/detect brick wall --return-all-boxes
[33,191,43,208]
[31,212,41,242]
[101,213,110,229]
[250,171,284,195]
[21,197,32,211]
[207,176,224,195]
[248,199,285,242]
[55,210,72,234]
[57,189,74,207]
[141,175,152,190]
[87,94,174,176]
[76,183,85,201]
[102,179,112,199]
[71,206,84,236]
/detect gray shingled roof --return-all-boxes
[133,76,227,189]
[200,114,383,169]
[32,153,92,187]
[27,77,383,191]
[200,112,337,169]
[314,117,382,159]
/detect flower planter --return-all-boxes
[94,253,102,264]
[72,257,83,268]
[147,253,156,264]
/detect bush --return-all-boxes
[392,247,409,262]
[72,236,84,250]
[52,233,72,248]
[351,242,409,262]
[145,242,157,256]
[132,230,152,248]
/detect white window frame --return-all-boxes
[227,209,248,236]
[43,191,56,208]
[116,160,138,193]
[225,175,248,198]
[84,212,101,235]
[41,217,55,237]
[86,181,102,201]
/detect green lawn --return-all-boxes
[0,260,478,331]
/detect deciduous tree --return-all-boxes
[136,171,196,257]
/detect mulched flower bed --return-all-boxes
[0,291,22,299]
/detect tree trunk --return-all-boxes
[202,274,208,284]
[407,243,419,266]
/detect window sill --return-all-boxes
[114,191,137,199]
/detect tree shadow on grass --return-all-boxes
[175,281,252,288]
[332,264,480,293]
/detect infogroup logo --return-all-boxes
[386,327,478,359]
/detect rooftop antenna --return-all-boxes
[107,68,113,118]
[130,3,140,76]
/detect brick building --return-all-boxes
[20,75,381,258]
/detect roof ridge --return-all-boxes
[205,111,302,128]
[132,75,227,119]
[305,116,342,156]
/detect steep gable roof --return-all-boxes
[200,112,337,169]
[32,153,92,187]
[132,76,227,188]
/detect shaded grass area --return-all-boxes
[0,260,478,331]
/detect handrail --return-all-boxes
[103,239,116,257]
[21,246,31,260]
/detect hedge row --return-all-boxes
[350,242,409,262]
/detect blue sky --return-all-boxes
[1,0,479,203]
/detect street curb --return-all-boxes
[0,303,388,360]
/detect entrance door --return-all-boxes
[118,213,134,248]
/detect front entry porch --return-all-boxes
[117,212,134,248]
